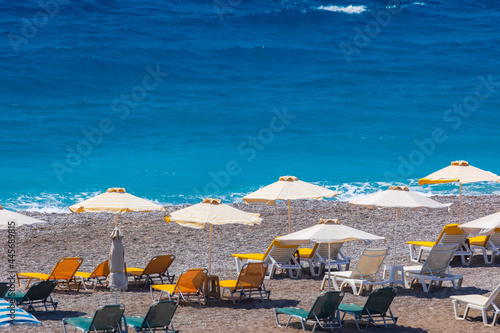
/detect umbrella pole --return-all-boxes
[328,243,331,291]
[459,183,462,224]
[208,224,213,275]
[115,290,117,305]
[114,213,118,227]
[288,199,291,234]
[393,209,399,266]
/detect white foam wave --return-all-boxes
[317,5,367,14]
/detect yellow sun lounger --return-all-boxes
[127,255,175,288]
[468,228,500,264]
[407,224,472,265]
[17,257,83,292]
[220,262,270,304]
[232,238,301,279]
[150,268,207,305]
[74,260,110,291]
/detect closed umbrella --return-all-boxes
[459,211,500,235]
[0,205,46,229]
[165,198,261,274]
[277,219,385,290]
[0,298,41,327]
[419,161,500,223]
[107,227,128,304]
[349,186,450,265]
[243,176,337,233]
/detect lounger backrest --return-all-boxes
[489,229,500,247]
[420,244,457,275]
[362,287,396,316]
[438,224,467,246]
[89,305,125,331]
[316,243,343,260]
[266,240,299,263]
[176,268,207,293]
[139,301,177,329]
[0,283,10,298]
[91,260,110,278]
[24,280,58,301]
[352,248,388,280]
[486,284,500,308]
[308,291,344,320]
[143,255,175,275]
[48,257,83,280]
[237,262,268,289]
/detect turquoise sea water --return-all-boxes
[1,0,500,212]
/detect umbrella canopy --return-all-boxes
[418,161,500,222]
[243,176,337,233]
[349,186,450,265]
[107,227,128,301]
[277,219,385,291]
[165,198,262,273]
[0,205,46,229]
[69,188,166,226]
[459,211,500,235]
[0,298,41,327]
[277,219,385,245]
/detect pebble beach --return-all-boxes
[1,194,499,332]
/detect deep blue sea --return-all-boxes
[1,0,500,212]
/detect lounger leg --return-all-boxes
[452,300,463,320]
[234,257,242,273]
[273,310,282,327]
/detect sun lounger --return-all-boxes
[63,304,125,333]
[75,260,110,291]
[126,300,178,332]
[403,244,463,293]
[219,262,270,304]
[17,257,83,291]
[450,284,500,326]
[127,255,175,288]
[468,228,500,264]
[298,242,350,276]
[321,247,389,295]
[0,282,10,297]
[4,280,58,312]
[407,223,472,265]
[339,287,397,330]
[274,291,344,332]
[150,268,207,305]
[232,238,301,279]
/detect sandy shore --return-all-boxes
[1,195,499,332]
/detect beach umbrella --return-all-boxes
[0,298,41,327]
[459,211,500,235]
[418,161,500,223]
[0,205,46,229]
[277,219,385,290]
[165,198,262,274]
[107,227,128,304]
[69,187,166,227]
[243,176,337,233]
[349,186,450,265]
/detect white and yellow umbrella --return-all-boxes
[243,176,337,233]
[349,186,450,265]
[0,205,46,229]
[165,198,262,274]
[69,187,166,226]
[419,161,500,223]
[459,211,500,236]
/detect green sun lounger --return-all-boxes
[0,282,10,297]
[126,301,178,332]
[339,287,397,330]
[63,304,125,333]
[274,291,344,332]
[4,280,58,312]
